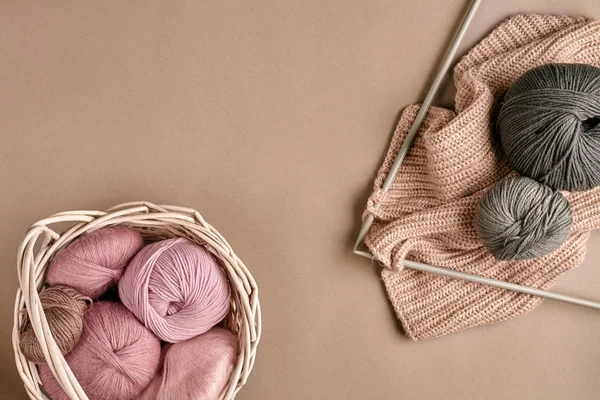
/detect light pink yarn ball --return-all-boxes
[119,238,231,343]
[137,327,238,400]
[39,302,161,400]
[46,226,144,298]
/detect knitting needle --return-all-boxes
[403,260,600,310]
[353,0,600,311]
[354,0,482,252]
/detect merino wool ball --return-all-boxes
[474,176,573,260]
[119,238,231,343]
[498,63,600,191]
[19,285,90,364]
[46,226,144,298]
[39,302,161,400]
[137,328,238,400]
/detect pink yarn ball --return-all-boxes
[47,226,144,298]
[119,238,231,343]
[39,302,161,400]
[137,328,238,400]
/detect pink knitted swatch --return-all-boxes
[364,14,600,340]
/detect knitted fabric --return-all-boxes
[364,14,600,340]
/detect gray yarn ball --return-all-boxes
[474,177,572,261]
[498,63,600,191]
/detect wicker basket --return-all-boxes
[12,201,261,400]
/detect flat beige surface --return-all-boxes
[2,1,600,399]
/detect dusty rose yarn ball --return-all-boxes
[137,327,238,400]
[39,302,161,400]
[119,238,231,343]
[46,226,144,298]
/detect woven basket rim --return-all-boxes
[12,201,261,400]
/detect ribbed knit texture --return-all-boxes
[364,14,600,340]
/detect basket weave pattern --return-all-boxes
[13,202,261,400]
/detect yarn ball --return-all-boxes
[498,63,600,191]
[19,285,91,364]
[137,327,238,400]
[474,176,573,260]
[39,302,161,400]
[119,238,231,343]
[47,226,144,298]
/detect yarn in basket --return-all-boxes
[39,302,161,400]
[119,238,231,343]
[498,63,600,191]
[19,285,90,364]
[46,226,144,298]
[474,176,573,260]
[137,327,238,400]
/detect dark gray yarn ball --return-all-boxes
[474,177,572,261]
[498,63,600,191]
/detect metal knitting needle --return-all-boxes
[353,0,600,311]
[404,260,600,310]
[354,0,482,253]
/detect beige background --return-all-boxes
[2,1,600,399]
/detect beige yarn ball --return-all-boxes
[19,285,91,364]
